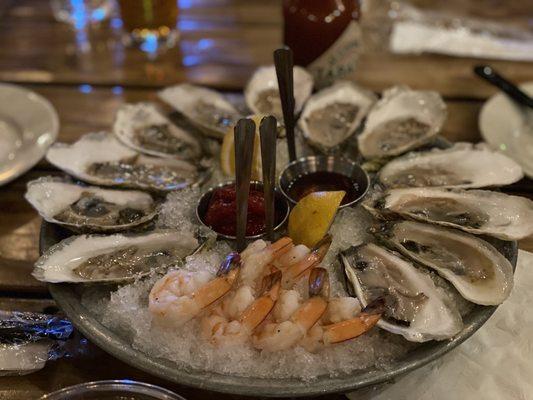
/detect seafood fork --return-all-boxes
[259,115,278,241]
[234,118,256,252]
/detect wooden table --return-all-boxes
[0,0,532,398]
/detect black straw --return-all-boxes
[474,65,533,109]
[274,47,297,161]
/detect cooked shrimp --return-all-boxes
[149,252,241,327]
[253,267,384,353]
[201,270,282,347]
[219,285,255,320]
[281,234,332,289]
[323,297,362,324]
[322,299,383,344]
[272,289,301,322]
[240,237,293,286]
[252,268,329,352]
[301,298,384,352]
[272,244,310,270]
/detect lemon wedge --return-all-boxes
[288,191,345,248]
[220,115,263,180]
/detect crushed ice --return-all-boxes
[81,189,413,380]
[75,152,420,380]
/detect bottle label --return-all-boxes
[307,21,361,88]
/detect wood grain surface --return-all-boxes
[0,0,532,398]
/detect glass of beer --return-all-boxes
[117,0,179,57]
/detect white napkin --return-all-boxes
[390,21,533,62]
[348,250,533,400]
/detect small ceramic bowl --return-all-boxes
[39,380,185,400]
[196,180,290,240]
[279,155,370,209]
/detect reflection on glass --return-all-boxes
[112,86,124,95]
[78,84,93,94]
[50,0,114,26]
[51,0,114,53]
[178,0,193,9]
[117,0,179,59]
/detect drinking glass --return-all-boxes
[51,0,114,27]
[117,0,179,57]
[40,380,186,400]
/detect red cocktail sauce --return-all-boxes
[204,186,267,236]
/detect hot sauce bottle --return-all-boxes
[283,0,361,87]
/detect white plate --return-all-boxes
[479,82,533,178]
[0,83,59,186]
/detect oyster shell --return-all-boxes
[358,86,447,159]
[299,81,377,150]
[340,243,463,342]
[379,142,523,189]
[46,132,205,192]
[244,65,313,121]
[114,102,202,159]
[33,230,198,283]
[158,84,241,139]
[25,177,157,232]
[365,187,533,241]
[375,221,513,305]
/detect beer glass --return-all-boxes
[117,0,179,56]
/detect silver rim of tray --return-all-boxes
[41,221,518,397]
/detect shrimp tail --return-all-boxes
[239,270,282,331]
[259,269,282,295]
[191,253,242,310]
[270,237,294,259]
[312,234,333,256]
[282,235,332,286]
[322,297,384,345]
[308,267,329,298]
[362,297,386,315]
[216,252,241,277]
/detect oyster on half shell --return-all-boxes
[25,177,157,232]
[244,65,313,121]
[378,142,523,189]
[340,243,463,342]
[114,102,202,159]
[365,187,533,241]
[358,86,447,159]
[158,84,242,139]
[33,230,199,283]
[375,221,514,305]
[46,132,206,192]
[299,81,377,151]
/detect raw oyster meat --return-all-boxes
[25,177,157,232]
[244,65,313,121]
[379,142,523,189]
[375,221,514,305]
[158,84,241,139]
[299,81,377,150]
[114,102,202,159]
[33,230,198,283]
[340,243,463,342]
[365,187,533,241]
[46,132,205,192]
[358,86,447,159]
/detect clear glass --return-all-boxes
[50,0,114,27]
[117,0,179,59]
[39,380,187,400]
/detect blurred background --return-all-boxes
[1,0,531,91]
[1,1,533,398]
